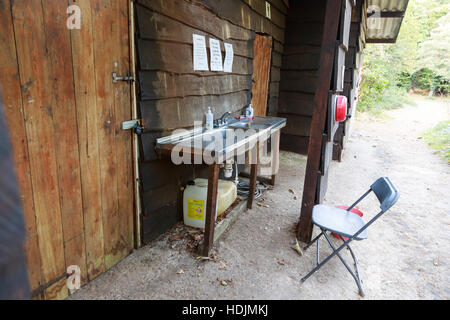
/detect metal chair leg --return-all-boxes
[301,230,348,283]
[322,232,365,297]
[301,229,365,297]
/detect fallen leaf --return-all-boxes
[288,189,296,195]
[196,256,212,261]
[196,255,220,262]
[189,232,202,241]
[221,280,228,286]
[291,238,303,256]
[277,259,285,265]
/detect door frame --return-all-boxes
[129,0,142,248]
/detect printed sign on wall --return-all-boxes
[223,43,234,73]
[209,38,223,71]
[193,34,209,71]
[192,35,234,72]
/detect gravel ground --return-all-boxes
[70,96,449,300]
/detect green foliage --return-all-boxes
[412,68,437,90]
[358,0,450,114]
[418,11,450,79]
[358,46,412,114]
[424,120,450,162]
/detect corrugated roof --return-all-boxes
[366,0,409,43]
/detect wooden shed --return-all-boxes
[0,0,408,299]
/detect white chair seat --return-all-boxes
[312,204,368,240]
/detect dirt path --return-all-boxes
[70,96,449,300]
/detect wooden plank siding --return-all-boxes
[278,1,327,154]
[134,0,288,243]
[0,0,135,299]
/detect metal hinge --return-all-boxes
[112,72,135,83]
[122,119,145,135]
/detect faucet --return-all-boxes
[214,111,233,127]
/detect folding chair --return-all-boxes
[301,177,400,297]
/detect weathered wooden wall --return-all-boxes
[277,1,326,154]
[0,0,135,299]
[134,0,288,243]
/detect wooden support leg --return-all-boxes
[201,163,219,257]
[270,130,280,186]
[247,142,259,209]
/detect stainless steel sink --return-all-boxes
[156,116,287,162]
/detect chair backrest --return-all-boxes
[370,177,400,212]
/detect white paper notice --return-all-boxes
[193,34,209,71]
[223,43,234,73]
[209,38,223,71]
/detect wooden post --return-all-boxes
[201,163,219,256]
[270,130,280,186]
[298,0,343,243]
[247,141,259,209]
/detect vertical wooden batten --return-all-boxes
[69,0,106,281]
[10,0,68,299]
[0,0,44,298]
[252,34,273,116]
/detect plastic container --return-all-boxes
[245,104,254,119]
[331,205,364,240]
[205,107,214,130]
[183,178,237,228]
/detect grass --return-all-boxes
[423,120,450,163]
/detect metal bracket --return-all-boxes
[112,72,135,83]
[122,119,144,135]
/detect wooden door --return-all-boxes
[0,0,135,299]
[251,35,273,116]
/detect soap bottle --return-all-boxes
[245,104,254,120]
[206,107,214,130]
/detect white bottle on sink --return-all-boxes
[205,107,214,130]
[245,103,254,119]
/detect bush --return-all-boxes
[358,55,412,114]
[411,68,449,95]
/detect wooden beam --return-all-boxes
[367,11,405,18]
[366,38,397,43]
[297,0,343,243]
